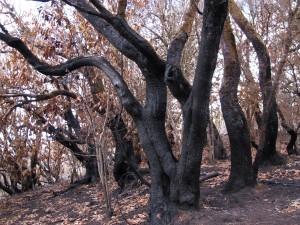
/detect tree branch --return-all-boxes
[0,30,142,118]
[229,0,268,62]
[165,0,200,106]
[0,90,77,100]
[1,90,77,121]
[25,107,90,162]
[0,182,13,195]
[64,0,165,76]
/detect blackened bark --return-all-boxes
[208,121,227,160]
[108,115,140,189]
[49,126,99,183]
[165,0,199,106]
[0,173,14,195]
[34,111,98,183]
[0,1,228,223]
[229,0,280,169]
[71,0,165,77]
[286,131,298,155]
[259,105,279,161]
[135,117,176,225]
[220,18,255,192]
[174,0,228,209]
[63,107,99,182]
[278,107,299,155]
[84,69,143,187]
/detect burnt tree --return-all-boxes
[229,0,281,169]
[0,0,228,223]
[84,68,145,189]
[278,106,299,155]
[108,114,146,189]
[220,18,255,191]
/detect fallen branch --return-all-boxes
[259,180,300,188]
[199,172,220,182]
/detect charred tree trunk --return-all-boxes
[63,108,99,183]
[134,77,177,224]
[229,0,281,169]
[0,0,228,223]
[170,1,228,211]
[208,121,227,160]
[260,103,279,161]
[220,18,255,192]
[277,106,299,155]
[108,115,140,189]
[48,125,99,184]
[286,131,298,155]
[84,68,144,188]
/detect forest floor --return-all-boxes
[1,154,300,225]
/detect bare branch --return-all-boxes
[1,90,77,120]
[64,0,165,76]
[141,24,168,48]
[62,0,103,17]
[181,0,200,34]
[0,23,9,34]
[0,90,77,100]
[165,0,200,106]
[0,30,142,117]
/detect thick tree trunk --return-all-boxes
[208,121,227,160]
[229,0,281,169]
[220,18,255,192]
[0,1,227,223]
[137,1,227,223]
[174,1,228,209]
[135,115,176,225]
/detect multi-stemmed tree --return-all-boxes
[0,0,228,223]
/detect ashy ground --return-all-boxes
[0,155,299,225]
